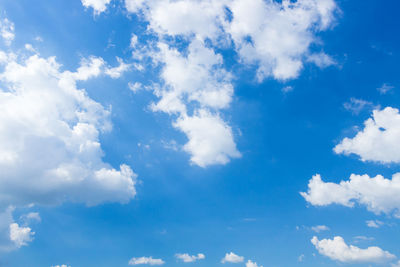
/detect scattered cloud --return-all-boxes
[105,57,132,78]
[175,253,205,263]
[221,252,244,263]
[307,52,336,68]
[343,98,375,115]
[129,257,165,265]
[298,254,305,262]
[311,225,330,233]
[311,236,395,263]
[377,83,394,94]
[301,173,400,217]
[282,86,293,93]
[366,220,384,228]
[0,17,15,46]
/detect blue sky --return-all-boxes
[0,0,400,266]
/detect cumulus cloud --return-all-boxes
[9,223,34,248]
[227,0,337,81]
[311,236,395,263]
[175,253,205,263]
[81,0,112,14]
[129,257,165,265]
[150,40,240,167]
[245,260,263,267]
[301,173,400,217]
[173,110,241,167]
[0,53,137,208]
[0,17,15,46]
[334,107,400,163]
[221,252,244,263]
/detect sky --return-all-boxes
[0,0,400,266]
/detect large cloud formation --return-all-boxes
[0,28,137,249]
[123,0,338,167]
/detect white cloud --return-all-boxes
[0,53,137,208]
[392,260,400,267]
[119,0,338,167]
[129,82,143,93]
[311,225,330,233]
[378,83,394,94]
[227,0,337,81]
[311,236,395,263]
[221,252,244,263]
[301,173,400,217]
[174,110,241,167]
[307,52,336,68]
[298,254,305,262]
[9,223,34,248]
[366,220,384,228]
[0,18,15,46]
[334,107,400,163]
[129,257,165,265]
[245,260,263,267]
[343,98,374,115]
[20,212,41,224]
[105,57,131,78]
[81,0,112,14]
[175,253,205,263]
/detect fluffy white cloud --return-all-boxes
[311,225,330,233]
[0,17,15,46]
[311,236,395,263]
[149,40,240,167]
[174,110,240,167]
[175,253,205,263]
[9,223,34,248]
[0,53,137,208]
[81,0,112,14]
[246,260,263,267]
[334,107,400,163]
[221,252,244,263]
[227,0,337,81]
[129,257,165,265]
[301,173,400,217]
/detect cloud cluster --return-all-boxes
[0,28,137,249]
[120,0,338,167]
[301,173,400,217]
[311,236,395,263]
